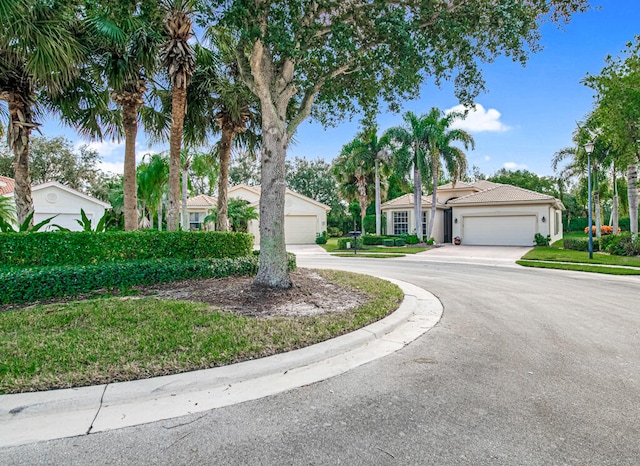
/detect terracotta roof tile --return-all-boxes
[0,176,15,195]
[187,194,217,208]
[447,184,557,205]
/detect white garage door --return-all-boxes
[463,215,536,246]
[285,215,317,244]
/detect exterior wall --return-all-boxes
[451,203,561,245]
[32,185,108,231]
[436,188,477,204]
[228,186,260,205]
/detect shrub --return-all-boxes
[327,226,342,237]
[382,239,395,247]
[0,230,254,267]
[584,225,621,235]
[605,233,640,257]
[337,237,363,249]
[0,253,297,305]
[394,238,406,247]
[534,233,551,246]
[563,237,590,251]
[362,235,388,245]
[315,231,328,245]
[406,234,419,245]
[426,238,435,246]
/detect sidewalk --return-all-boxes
[0,278,443,448]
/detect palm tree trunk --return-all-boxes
[628,164,638,236]
[157,202,163,231]
[167,87,187,231]
[594,190,601,239]
[413,161,423,242]
[612,169,618,234]
[375,160,381,236]
[122,103,139,231]
[254,113,291,289]
[7,92,35,226]
[216,125,234,231]
[181,166,189,230]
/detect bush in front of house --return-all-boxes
[563,237,590,251]
[0,253,297,305]
[604,232,640,257]
[534,233,551,246]
[327,226,342,237]
[315,231,328,244]
[337,237,363,249]
[0,230,254,267]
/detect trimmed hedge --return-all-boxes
[563,238,591,252]
[394,238,406,247]
[337,237,363,249]
[0,230,254,267]
[0,253,297,305]
[382,239,395,247]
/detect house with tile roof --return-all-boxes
[381,180,564,246]
[1,177,111,231]
[182,184,330,244]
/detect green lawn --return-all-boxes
[520,231,640,275]
[0,270,402,394]
[321,237,429,254]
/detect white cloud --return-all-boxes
[446,104,510,133]
[76,140,165,174]
[484,155,491,161]
[503,162,528,170]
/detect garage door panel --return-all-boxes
[463,215,536,246]
[285,215,317,244]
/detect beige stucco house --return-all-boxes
[381,180,564,246]
[182,184,330,244]
[1,177,111,231]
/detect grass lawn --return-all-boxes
[0,270,402,394]
[331,253,406,258]
[321,237,429,254]
[520,231,640,275]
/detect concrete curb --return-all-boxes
[0,278,442,448]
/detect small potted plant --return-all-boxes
[454,236,461,245]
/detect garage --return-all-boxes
[462,215,537,246]
[285,215,318,244]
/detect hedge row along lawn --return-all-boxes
[0,270,403,394]
[320,237,428,254]
[520,244,640,275]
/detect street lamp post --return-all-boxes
[584,141,595,259]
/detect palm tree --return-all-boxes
[0,0,85,226]
[385,112,433,242]
[425,108,474,240]
[85,3,163,231]
[160,0,195,231]
[333,138,379,235]
[0,194,16,225]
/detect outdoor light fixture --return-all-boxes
[454,218,458,224]
[541,216,546,223]
[584,141,594,260]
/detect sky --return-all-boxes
[38,0,640,178]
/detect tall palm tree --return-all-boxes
[333,138,379,235]
[85,2,163,231]
[0,0,85,226]
[385,111,433,242]
[425,108,474,240]
[160,0,195,231]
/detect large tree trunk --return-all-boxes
[167,87,187,231]
[413,162,423,242]
[157,202,163,231]
[612,170,618,235]
[628,164,638,236]
[122,103,139,231]
[216,125,234,232]
[254,113,291,289]
[7,92,35,226]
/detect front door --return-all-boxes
[444,208,453,243]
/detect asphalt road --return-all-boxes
[1,257,639,465]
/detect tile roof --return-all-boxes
[447,184,558,205]
[436,181,474,190]
[471,180,502,190]
[381,193,441,208]
[0,176,15,195]
[187,194,217,208]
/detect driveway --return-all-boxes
[1,257,639,465]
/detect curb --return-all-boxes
[0,278,442,448]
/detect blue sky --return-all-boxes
[40,0,639,178]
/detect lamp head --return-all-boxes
[584,142,595,154]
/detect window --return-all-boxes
[421,211,428,237]
[189,212,201,231]
[393,211,408,235]
[555,211,561,235]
